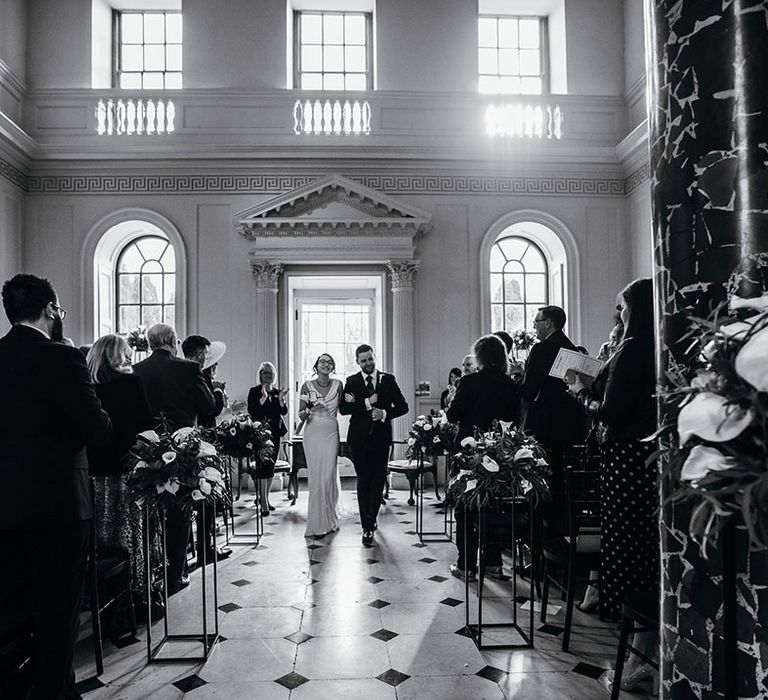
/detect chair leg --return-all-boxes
[126,574,137,637]
[611,615,633,700]
[90,588,104,676]
[407,474,416,506]
[385,470,390,499]
[432,468,441,501]
[562,564,576,652]
[540,560,550,623]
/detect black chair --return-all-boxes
[87,479,137,676]
[385,441,439,506]
[611,590,659,699]
[273,439,292,498]
[540,462,601,652]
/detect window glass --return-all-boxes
[116,12,182,90]
[478,15,545,94]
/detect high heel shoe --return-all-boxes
[616,663,656,691]
[577,582,599,612]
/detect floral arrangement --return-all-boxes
[446,422,550,510]
[512,329,538,353]
[127,426,226,512]
[210,414,275,477]
[126,326,149,353]
[405,412,458,460]
[663,291,768,554]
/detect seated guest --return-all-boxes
[461,353,477,375]
[0,273,112,700]
[440,367,462,410]
[247,361,288,515]
[447,334,520,581]
[86,335,155,611]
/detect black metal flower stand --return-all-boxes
[464,496,535,650]
[144,503,220,663]
[226,457,263,546]
[416,453,453,543]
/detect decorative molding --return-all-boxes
[387,260,420,290]
[625,162,650,195]
[0,58,27,98]
[239,222,425,239]
[0,155,28,191]
[624,74,647,111]
[250,260,284,290]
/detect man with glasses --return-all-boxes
[0,273,113,700]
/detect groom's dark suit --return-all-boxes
[339,371,408,531]
[0,324,112,700]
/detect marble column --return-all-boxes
[648,1,768,698]
[387,260,419,449]
[250,260,284,371]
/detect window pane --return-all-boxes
[144,44,165,71]
[164,275,175,303]
[119,274,140,303]
[520,77,542,94]
[142,72,164,89]
[490,274,504,302]
[323,45,344,72]
[498,18,519,48]
[166,13,182,43]
[119,245,143,272]
[498,49,519,75]
[521,245,546,272]
[345,15,366,44]
[345,73,366,90]
[327,312,344,342]
[165,72,182,89]
[137,237,168,261]
[141,305,163,327]
[519,19,540,49]
[519,50,540,76]
[323,73,344,90]
[301,73,323,90]
[526,275,547,303]
[120,72,142,89]
[499,237,528,260]
[164,305,175,327]
[478,18,497,47]
[479,75,499,94]
[122,45,143,71]
[499,75,521,93]
[504,274,524,302]
[142,274,162,303]
[122,14,143,43]
[142,260,163,274]
[301,13,322,43]
[159,242,176,269]
[302,45,323,71]
[119,305,140,332]
[323,14,344,44]
[166,44,182,71]
[345,45,366,72]
[525,306,540,332]
[478,48,498,75]
[492,304,503,331]
[505,305,525,332]
[143,14,165,43]
[490,244,506,271]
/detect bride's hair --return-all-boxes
[312,353,336,374]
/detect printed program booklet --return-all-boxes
[549,348,603,379]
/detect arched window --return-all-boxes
[115,235,176,332]
[490,235,549,332]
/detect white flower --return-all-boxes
[245,442,253,450]
[433,435,442,444]
[407,437,416,446]
[720,320,756,340]
[514,448,534,462]
[464,479,478,493]
[423,423,433,431]
[162,451,176,464]
[252,421,262,428]
[460,437,476,449]
[135,460,149,470]
[677,392,753,445]
[138,430,160,443]
[417,415,426,421]
[482,455,500,472]
[191,488,206,501]
[691,370,717,390]
[457,469,472,479]
[730,293,768,312]
[229,427,237,436]
[199,479,212,495]
[734,325,768,392]
[202,466,223,483]
[172,427,195,442]
[439,412,449,426]
[680,445,736,482]
[156,478,180,495]
[535,458,548,467]
[198,441,217,457]
[520,479,532,494]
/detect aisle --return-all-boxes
[74,485,631,699]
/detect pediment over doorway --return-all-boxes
[236,174,431,263]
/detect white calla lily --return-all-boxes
[162,451,176,464]
[439,411,449,426]
[680,445,736,482]
[460,437,476,449]
[198,441,217,457]
[138,430,160,443]
[734,325,768,392]
[464,479,478,493]
[677,392,753,445]
[135,460,149,470]
[199,479,212,495]
[423,423,432,431]
[172,427,195,442]
[191,488,206,501]
[203,466,223,483]
[156,478,180,495]
[514,448,534,462]
[482,456,500,472]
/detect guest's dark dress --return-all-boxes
[247,384,288,478]
[588,333,657,620]
[87,371,154,595]
[440,387,452,411]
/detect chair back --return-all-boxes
[563,448,601,543]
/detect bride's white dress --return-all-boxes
[302,379,342,537]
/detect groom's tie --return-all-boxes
[366,375,375,397]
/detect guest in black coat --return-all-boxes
[86,335,154,602]
[439,367,462,410]
[0,274,112,700]
[247,361,289,515]
[447,334,520,581]
[133,324,216,593]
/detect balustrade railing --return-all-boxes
[293,98,371,135]
[484,103,563,139]
[95,98,175,135]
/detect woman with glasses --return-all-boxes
[298,353,343,537]
[247,361,288,515]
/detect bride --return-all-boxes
[299,353,342,537]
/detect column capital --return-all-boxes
[387,259,420,291]
[250,260,284,290]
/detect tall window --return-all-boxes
[490,236,548,332]
[295,11,372,90]
[478,15,547,94]
[115,11,182,89]
[116,236,176,332]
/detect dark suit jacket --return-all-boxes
[447,368,520,445]
[199,369,226,429]
[516,330,588,447]
[339,371,409,449]
[0,325,112,529]
[133,349,215,431]
[87,373,154,476]
[247,384,288,442]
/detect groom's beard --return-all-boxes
[50,315,64,343]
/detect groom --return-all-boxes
[340,344,408,547]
